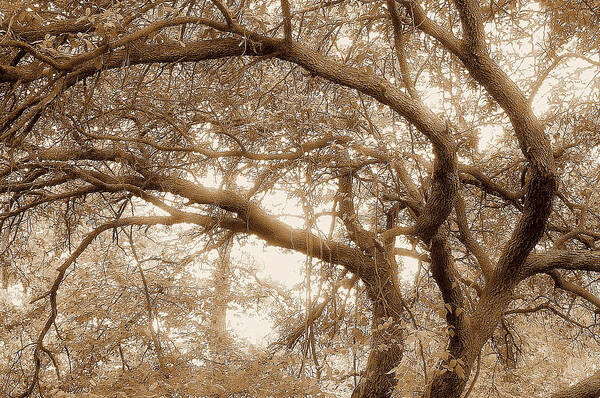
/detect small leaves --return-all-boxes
[0,1,599,397]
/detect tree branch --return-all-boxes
[452,0,486,55]
[454,194,493,279]
[386,0,417,98]
[547,270,600,311]
[19,215,189,398]
[281,0,293,41]
[523,250,600,276]
[529,52,600,105]
[128,233,168,377]
[395,0,463,56]
[209,0,234,27]
[109,172,377,282]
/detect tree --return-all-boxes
[1,0,600,397]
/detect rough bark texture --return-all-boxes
[351,275,405,398]
[3,2,600,398]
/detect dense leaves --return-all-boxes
[1,0,599,397]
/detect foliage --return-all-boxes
[1,0,600,397]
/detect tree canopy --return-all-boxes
[1,0,600,397]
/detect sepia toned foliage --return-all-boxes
[1,0,599,397]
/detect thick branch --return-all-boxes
[0,37,277,84]
[281,0,293,41]
[452,0,486,54]
[135,173,375,281]
[523,250,600,276]
[396,0,463,55]
[546,270,600,311]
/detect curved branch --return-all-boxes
[505,302,588,328]
[395,0,463,55]
[401,0,558,288]
[3,17,459,245]
[546,270,600,311]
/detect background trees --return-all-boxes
[1,0,599,397]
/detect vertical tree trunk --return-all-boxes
[210,235,233,354]
[352,268,405,398]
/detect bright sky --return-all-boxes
[3,0,597,352]
[231,243,420,345]
[228,50,600,346]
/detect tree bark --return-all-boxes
[352,272,405,398]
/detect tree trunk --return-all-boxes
[352,272,405,398]
[210,236,233,354]
[427,369,469,398]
